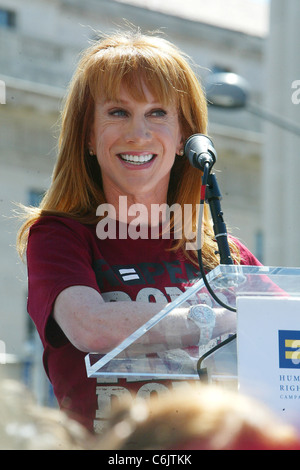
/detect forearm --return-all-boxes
[54,291,193,353]
[53,286,170,352]
[53,286,236,353]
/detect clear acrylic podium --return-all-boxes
[85,265,300,385]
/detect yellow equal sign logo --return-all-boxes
[279,330,300,368]
[285,339,300,362]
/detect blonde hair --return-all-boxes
[0,379,93,450]
[97,384,300,450]
[16,30,239,268]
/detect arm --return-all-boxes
[53,285,236,353]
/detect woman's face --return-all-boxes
[89,81,183,204]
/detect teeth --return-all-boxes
[119,154,154,165]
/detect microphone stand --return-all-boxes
[196,171,238,380]
[184,134,236,310]
[197,165,236,312]
[205,173,234,265]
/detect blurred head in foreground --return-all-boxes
[0,378,299,450]
[0,379,91,450]
[97,384,300,451]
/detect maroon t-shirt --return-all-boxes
[27,215,261,432]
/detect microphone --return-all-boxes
[184,134,217,171]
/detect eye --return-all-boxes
[109,108,128,117]
[150,109,167,117]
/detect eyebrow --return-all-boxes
[102,97,163,106]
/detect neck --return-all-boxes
[103,187,169,226]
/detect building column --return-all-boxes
[263,0,300,267]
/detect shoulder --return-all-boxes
[27,215,98,260]
[29,215,95,240]
[230,236,262,266]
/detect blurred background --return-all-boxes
[0,0,299,406]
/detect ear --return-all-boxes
[89,125,95,145]
[176,135,185,156]
[88,128,96,155]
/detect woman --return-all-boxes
[17,30,261,433]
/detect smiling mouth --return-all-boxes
[118,153,156,165]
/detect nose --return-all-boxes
[124,116,152,144]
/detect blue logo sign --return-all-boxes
[278,330,300,369]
